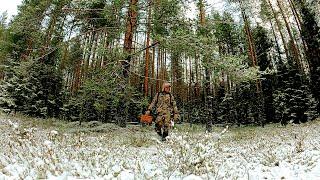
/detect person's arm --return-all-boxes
[146,93,158,115]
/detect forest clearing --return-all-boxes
[1,113,320,179]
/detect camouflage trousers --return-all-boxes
[155,112,172,138]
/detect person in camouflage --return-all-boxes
[145,82,179,141]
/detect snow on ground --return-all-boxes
[0,113,320,179]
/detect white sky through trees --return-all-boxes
[0,0,226,20]
[0,0,22,19]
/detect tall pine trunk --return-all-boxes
[123,0,138,78]
[287,0,308,55]
[276,0,303,71]
[267,0,291,63]
[239,0,261,92]
[144,1,151,96]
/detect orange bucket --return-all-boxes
[140,114,153,124]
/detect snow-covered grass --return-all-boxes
[1,113,320,179]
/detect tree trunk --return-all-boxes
[269,19,283,61]
[144,2,151,96]
[123,0,138,78]
[287,0,308,54]
[239,0,261,92]
[241,11,257,67]
[276,0,303,71]
[156,47,160,93]
[267,0,291,63]
[151,47,155,97]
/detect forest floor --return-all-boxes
[0,113,320,179]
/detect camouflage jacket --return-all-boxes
[148,92,179,118]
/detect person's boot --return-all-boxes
[155,123,162,137]
[162,131,168,141]
[156,130,162,137]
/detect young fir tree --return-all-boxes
[0,61,63,118]
[253,25,275,124]
[274,57,318,125]
[296,0,320,113]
